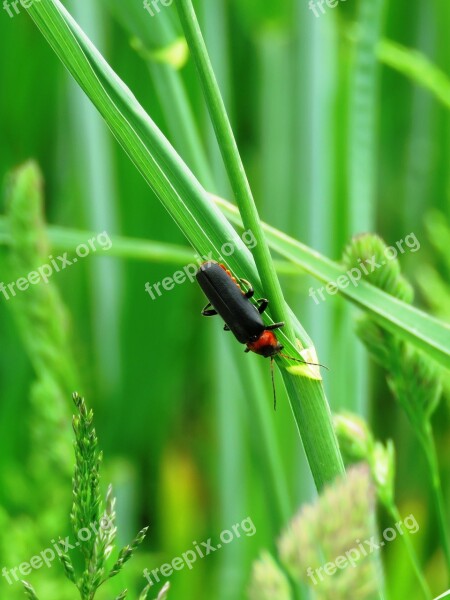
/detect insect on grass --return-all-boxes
[196,261,327,408]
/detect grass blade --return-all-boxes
[378,39,450,110]
[174,0,290,333]
[215,196,450,370]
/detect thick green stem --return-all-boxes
[281,376,345,487]
[175,0,345,491]
[174,0,288,335]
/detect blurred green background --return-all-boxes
[0,0,449,598]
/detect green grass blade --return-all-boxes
[378,39,450,110]
[174,0,291,335]
[215,197,450,370]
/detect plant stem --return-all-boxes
[422,423,450,580]
[175,0,345,491]
[174,0,289,336]
[387,504,432,598]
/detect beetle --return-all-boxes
[196,260,284,356]
[196,261,322,408]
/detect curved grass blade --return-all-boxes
[214,196,450,370]
[378,40,450,110]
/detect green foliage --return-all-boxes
[334,412,395,508]
[0,164,79,599]
[107,525,149,581]
[349,0,385,231]
[342,234,414,302]
[175,0,344,490]
[279,465,379,599]
[141,582,170,600]
[419,212,450,321]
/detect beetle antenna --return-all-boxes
[269,354,327,411]
[270,356,277,411]
[278,352,329,370]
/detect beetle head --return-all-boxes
[246,330,283,358]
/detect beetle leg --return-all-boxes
[266,322,284,331]
[256,298,269,314]
[224,324,230,331]
[244,347,250,353]
[201,302,218,317]
[239,278,254,299]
